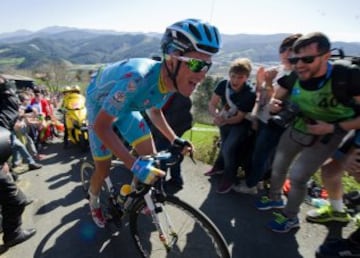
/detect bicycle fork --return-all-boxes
[143,190,178,252]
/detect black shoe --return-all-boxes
[4,228,36,248]
[164,178,183,195]
[316,238,360,257]
[166,178,183,188]
[28,163,42,170]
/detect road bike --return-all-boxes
[80,150,231,258]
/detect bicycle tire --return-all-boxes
[129,194,230,258]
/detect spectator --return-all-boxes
[0,126,36,254]
[0,77,42,173]
[234,33,302,194]
[30,87,53,118]
[255,32,360,232]
[306,131,356,224]
[205,58,256,194]
[150,92,193,189]
[315,141,360,257]
[16,93,45,160]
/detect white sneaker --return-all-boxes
[233,184,258,195]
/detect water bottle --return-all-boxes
[117,184,132,205]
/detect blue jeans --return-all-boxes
[215,121,251,181]
[245,120,284,187]
[11,132,36,166]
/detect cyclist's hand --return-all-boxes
[131,157,166,185]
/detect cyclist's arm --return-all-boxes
[146,107,177,144]
[94,109,136,170]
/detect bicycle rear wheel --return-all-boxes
[129,194,230,258]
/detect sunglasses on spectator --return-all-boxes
[288,52,326,65]
[279,46,292,54]
[170,55,212,73]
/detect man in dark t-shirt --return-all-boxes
[206,58,256,194]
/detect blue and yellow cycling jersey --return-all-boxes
[86,58,173,160]
[87,58,171,115]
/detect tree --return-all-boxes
[35,61,73,93]
[192,75,222,124]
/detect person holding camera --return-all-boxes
[255,32,360,233]
[233,34,302,194]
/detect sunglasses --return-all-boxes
[288,52,325,65]
[171,55,212,73]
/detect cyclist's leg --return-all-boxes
[87,100,112,228]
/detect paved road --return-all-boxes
[0,140,355,258]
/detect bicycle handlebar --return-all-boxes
[127,148,195,199]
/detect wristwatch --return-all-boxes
[333,123,347,134]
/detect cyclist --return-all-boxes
[86,19,221,228]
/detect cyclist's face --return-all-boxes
[175,51,212,97]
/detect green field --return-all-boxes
[0,57,25,65]
[183,123,219,164]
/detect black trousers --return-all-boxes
[0,167,27,242]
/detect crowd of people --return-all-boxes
[1,18,359,257]
[205,32,360,256]
[0,80,83,253]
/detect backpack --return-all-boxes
[280,49,360,114]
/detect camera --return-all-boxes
[268,100,300,128]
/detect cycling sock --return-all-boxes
[329,199,345,212]
[88,189,100,209]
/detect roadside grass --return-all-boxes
[183,123,220,165]
[184,122,360,192]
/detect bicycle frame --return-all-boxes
[80,150,230,257]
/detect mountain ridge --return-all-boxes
[0,26,359,71]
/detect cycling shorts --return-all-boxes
[87,106,151,160]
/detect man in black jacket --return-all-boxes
[0,126,36,254]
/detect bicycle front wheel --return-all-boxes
[129,194,230,258]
